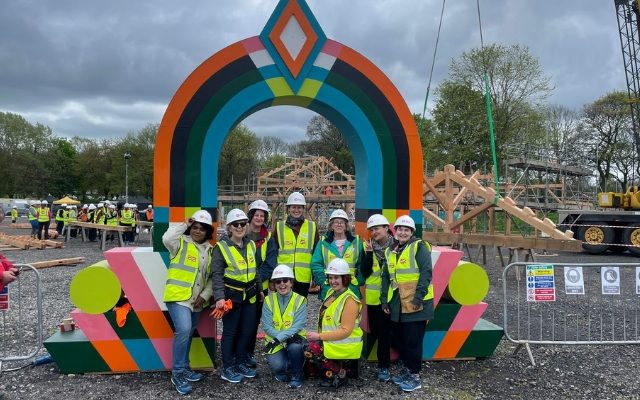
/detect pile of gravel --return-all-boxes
[0,221,639,399]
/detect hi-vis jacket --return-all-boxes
[320,289,363,360]
[276,220,317,283]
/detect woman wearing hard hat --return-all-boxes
[380,215,433,393]
[311,209,364,300]
[211,209,261,384]
[273,192,319,298]
[261,264,307,389]
[307,258,363,389]
[162,209,215,396]
[245,199,278,368]
[361,214,394,382]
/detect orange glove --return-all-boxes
[209,299,233,319]
[115,303,132,327]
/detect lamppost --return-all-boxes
[124,153,131,204]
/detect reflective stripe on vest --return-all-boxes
[385,241,433,301]
[321,236,360,286]
[28,207,37,221]
[63,210,70,225]
[55,209,65,222]
[106,210,118,226]
[276,220,316,283]
[120,209,134,225]
[37,207,50,222]
[260,232,271,291]
[365,253,393,306]
[263,292,307,354]
[163,237,210,302]
[321,290,363,360]
[217,241,257,283]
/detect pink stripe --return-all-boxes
[71,309,119,340]
[105,248,161,312]
[432,248,463,307]
[196,313,217,338]
[448,303,488,331]
[242,36,264,53]
[321,39,343,57]
[150,338,174,369]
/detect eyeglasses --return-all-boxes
[231,222,247,228]
[273,279,290,284]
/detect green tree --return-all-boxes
[44,138,79,197]
[218,124,260,189]
[298,115,354,174]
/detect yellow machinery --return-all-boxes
[597,186,640,210]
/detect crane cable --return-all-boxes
[476,0,501,203]
[419,0,447,141]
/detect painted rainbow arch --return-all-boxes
[153,0,424,249]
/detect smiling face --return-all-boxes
[331,218,347,235]
[395,226,413,244]
[288,205,304,218]
[272,277,292,295]
[228,220,247,240]
[327,274,347,292]
[190,222,208,244]
[250,210,266,230]
[368,225,389,243]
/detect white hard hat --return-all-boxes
[41,200,48,205]
[271,265,294,280]
[326,258,350,275]
[147,205,152,208]
[192,210,213,226]
[394,215,416,231]
[88,204,96,210]
[98,201,104,206]
[82,204,88,209]
[286,192,306,206]
[329,209,349,222]
[249,199,269,213]
[12,206,17,209]
[124,203,130,208]
[226,208,248,225]
[104,200,111,204]
[62,203,67,207]
[108,204,116,209]
[66,206,72,209]
[367,214,390,229]
[34,200,41,205]
[132,204,138,209]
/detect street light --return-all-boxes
[124,153,131,204]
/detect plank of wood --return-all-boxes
[30,257,84,269]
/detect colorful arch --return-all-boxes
[153,0,423,248]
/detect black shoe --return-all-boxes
[245,354,257,368]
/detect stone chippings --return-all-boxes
[0,221,638,399]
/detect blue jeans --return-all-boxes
[167,302,200,375]
[266,342,304,377]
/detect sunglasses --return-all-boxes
[231,222,247,228]
[273,279,291,284]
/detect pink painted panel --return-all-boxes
[150,338,174,369]
[242,36,264,53]
[321,39,343,57]
[196,312,217,338]
[71,309,119,341]
[449,302,488,331]
[104,248,161,312]
[431,247,463,307]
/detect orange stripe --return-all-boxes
[432,330,471,359]
[170,207,185,222]
[136,311,174,339]
[154,40,250,206]
[92,340,139,372]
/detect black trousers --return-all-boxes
[293,280,309,298]
[366,304,391,368]
[247,289,268,357]
[391,320,426,374]
[37,221,50,240]
[221,298,257,368]
[56,221,64,234]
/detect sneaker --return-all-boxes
[185,369,204,382]
[391,367,410,385]
[171,373,193,395]
[220,367,243,383]
[245,354,257,368]
[288,374,302,389]
[398,374,422,392]
[377,367,391,382]
[236,363,257,378]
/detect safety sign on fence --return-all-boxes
[564,266,585,295]
[601,266,620,295]
[526,264,556,302]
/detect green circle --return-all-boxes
[69,265,122,314]
[447,262,489,305]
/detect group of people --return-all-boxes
[26,200,154,244]
[162,192,433,395]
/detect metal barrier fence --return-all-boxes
[503,262,640,366]
[0,264,43,372]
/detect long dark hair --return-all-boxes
[184,222,214,241]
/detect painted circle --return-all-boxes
[447,262,489,305]
[69,266,121,314]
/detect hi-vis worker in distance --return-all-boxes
[273,192,319,298]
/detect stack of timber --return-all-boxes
[0,233,64,250]
[30,257,84,269]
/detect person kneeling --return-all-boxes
[307,258,363,389]
[262,265,307,389]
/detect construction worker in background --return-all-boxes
[306,258,363,389]
[273,192,319,298]
[311,208,364,300]
[95,202,106,225]
[37,200,51,240]
[86,204,97,242]
[105,204,118,242]
[132,204,140,241]
[10,206,18,224]
[361,214,394,382]
[146,204,154,222]
[381,215,433,393]
[245,199,278,368]
[211,209,260,384]
[163,210,214,396]
[79,204,88,222]
[119,203,135,245]
[68,205,78,238]
[261,265,307,389]
[62,205,72,237]
[28,201,39,238]
[55,203,67,234]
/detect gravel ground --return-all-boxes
[0,220,639,399]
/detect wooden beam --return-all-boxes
[422,232,583,252]
[30,257,85,269]
[450,202,493,230]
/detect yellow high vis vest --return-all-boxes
[37,207,50,223]
[263,292,307,354]
[260,231,272,291]
[217,241,257,283]
[28,206,37,221]
[321,289,363,360]
[163,237,211,302]
[276,220,316,283]
[320,236,361,286]
[385,241,434,301]
[120,209,134,225]
[364,252,393,306]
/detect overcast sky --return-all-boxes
[0,0,625,143]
